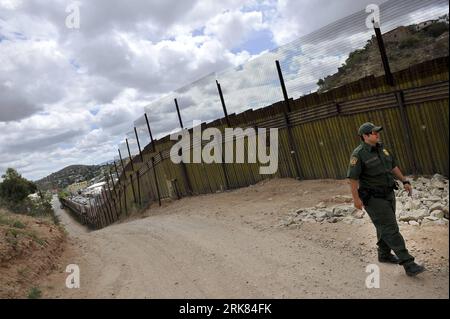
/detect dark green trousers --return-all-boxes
[364,191,414,265]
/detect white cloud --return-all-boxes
[0,0,22,10]
[204,10,267,49]
[268,0,387,45]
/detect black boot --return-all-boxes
[378,253,400,264]
[403,262,426,277]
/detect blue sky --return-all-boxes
[232,29,275,55]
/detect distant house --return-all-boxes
[437,15,449,24]
[27,193,40,200]
[415,20,435,31]
[67,181,88,194]
[83,181,106,196]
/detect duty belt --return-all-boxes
[359,184,398,197]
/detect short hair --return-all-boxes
[360,133,369,141]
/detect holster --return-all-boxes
[358,188,372,206]
[358,184,397,205]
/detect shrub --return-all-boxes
[27,287,42,299]
[424,22,449,38]
[398,36,420,49]
[12,220,26,229]
[0,168,59,224]
[0,168,37,203]
[58,189,70,199]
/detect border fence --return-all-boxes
[60,0,449,229]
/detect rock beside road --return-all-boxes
[398,208,429,222]
[396,174,449,226]
[282,204,368,226]
[281,174,449,228]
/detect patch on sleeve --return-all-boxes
[383,149,390,156]
[350,156,358,166]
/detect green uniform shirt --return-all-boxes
[346,141,398,189]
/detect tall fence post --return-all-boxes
[89,197,96,228]
[145,113,163,204]
[118,149,126,185]
[275,60,303,179]
[105,173,119,220]
[94,196,103,226]
[111,165,123,216]
[374,25,394,87]
[114,161,121,181]
[144,113,156,152]
[101,187,113,224]
[215,80,231,190]
[91,197,100,228]
[174,98,184,129]
[87,197,93,227]
[395,91,419,175]
[134,127,143,206]
[95,194,107,227]
[276,60,291,112]
[104,173,112,216]
[134,127,144,163]
[126,138,138,204]
[151,157,162,206]
[216,80,230,127]
[129,173,137,206]
[136,170,142,206]
[173,98,193,195]
[94,196,104,228]
[123,184,128,215]
[118,149,129,215]
[109,170,118,199]
[104,186,115,222]
[117,186,122,217]
[125,138,136,173]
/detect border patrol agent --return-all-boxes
[347,122,425,277]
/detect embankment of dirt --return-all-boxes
[0,209,66,298]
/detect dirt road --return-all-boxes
[42,178,449,298]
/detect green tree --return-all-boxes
[317,78,325,87]
[0,168,37,203]
[424,22,449,38]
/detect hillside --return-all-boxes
[0,207,66,298]
[317,15,449,92]
[35,164,111,191]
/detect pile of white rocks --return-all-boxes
[281,198,367,227]
[396,174,448,226]
[281,174,449,227]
